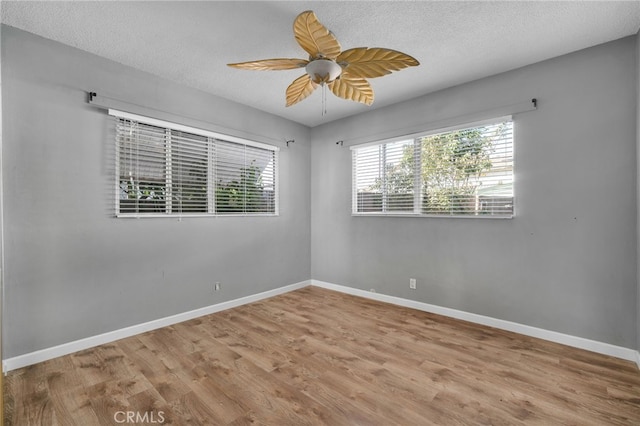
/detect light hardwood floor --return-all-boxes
[5,286,640,425]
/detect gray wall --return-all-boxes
[2,25,639,359]
[0,21,3,364]
[637,30,640,354]
[311,36,638,349]
[2,26,311,359]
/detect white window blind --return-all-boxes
[215,141,277,214]
[353,139,419,213]
[113,111,278,217]
[352,118,514,217]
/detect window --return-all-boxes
[352,118,513,217]
[114,111,278,217]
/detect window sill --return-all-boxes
[115,213,279,219]
[351,212,513,219]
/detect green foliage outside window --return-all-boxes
[216,161,272,214]
[120,162,272,214]
[368,123,509,214]
[420,128,493,214]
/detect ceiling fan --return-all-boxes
[228,10,420,107]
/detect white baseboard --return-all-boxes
[5,278,639,372]
[311,280,640,366]
[3,280,311,372]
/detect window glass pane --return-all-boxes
[245,145,276,213]
[354,140,415,213]
[352,119,513,217]
[215,141,276,214]
[114,114,278,217]
[170,130,208,213]
[118,121,167,214]
[421,121,513,216]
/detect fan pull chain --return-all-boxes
[322,84,327,116]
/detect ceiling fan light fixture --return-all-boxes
[305,59,342,84]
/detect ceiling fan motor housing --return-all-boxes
[306,59,342,84]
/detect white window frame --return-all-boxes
[112,109,279,218]
[351,116,514,219]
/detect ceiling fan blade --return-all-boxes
[293,10,341,60]
[286,74,319,107]
[337,47,419,78]
[227,58,309,70]
[328,73,374,106]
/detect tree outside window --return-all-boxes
[355,120,513,216]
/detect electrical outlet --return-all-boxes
[214,282,221,292]
[409,278,417,290]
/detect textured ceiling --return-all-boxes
[2,1,640,127]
